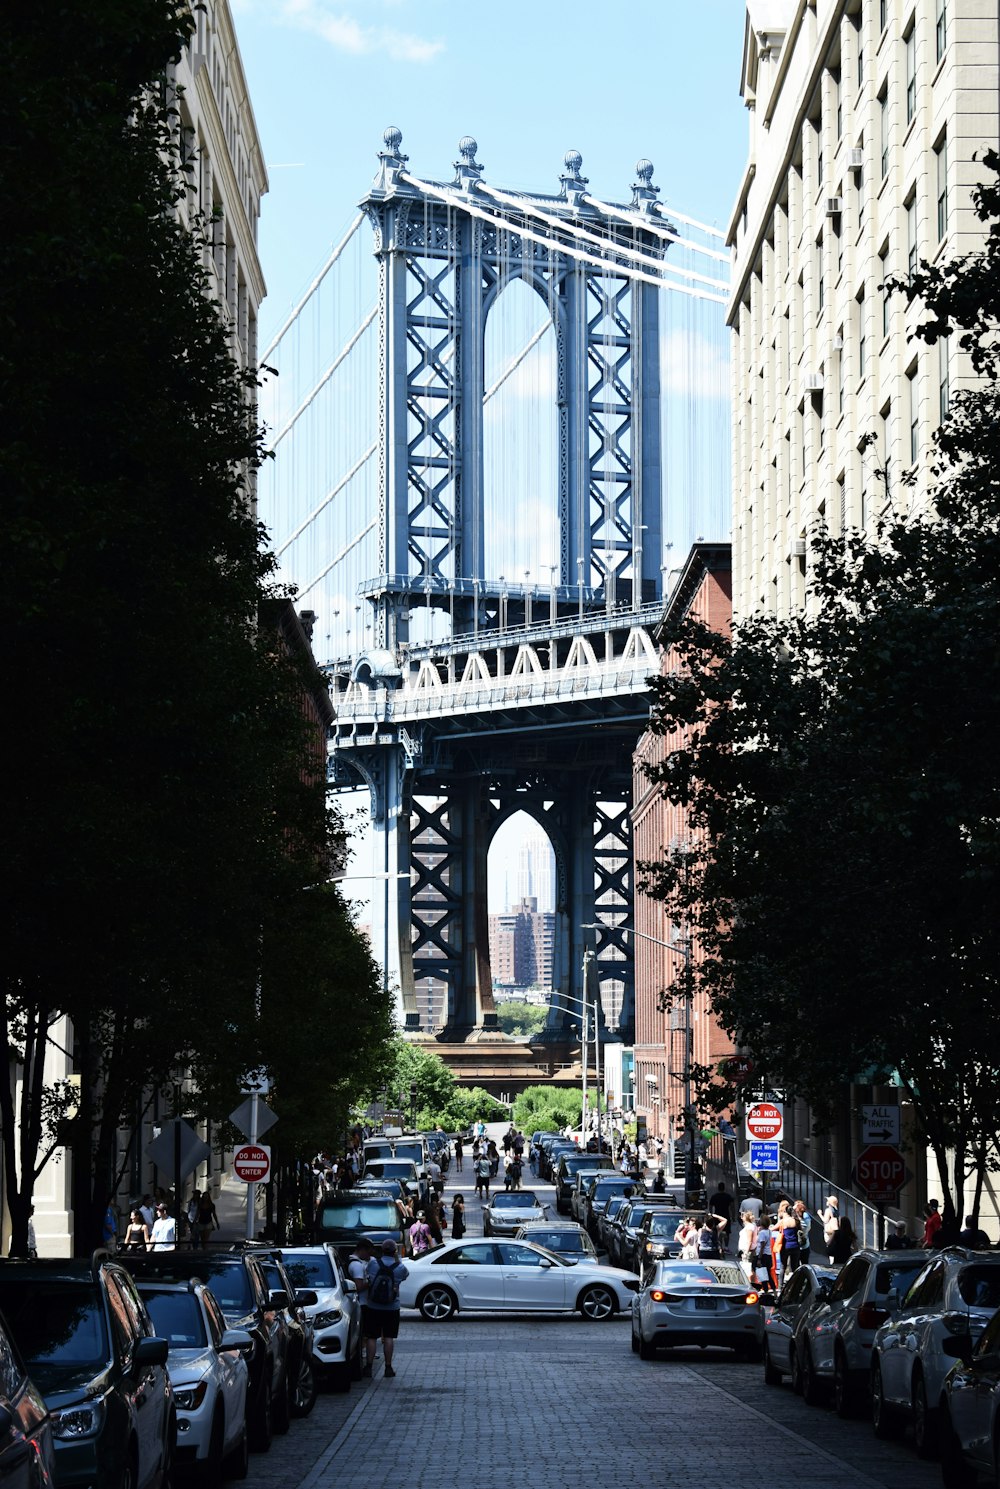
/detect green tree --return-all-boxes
[495,1001,549,1037]
[642,158,1000,1228]
[513,1085,581,1134]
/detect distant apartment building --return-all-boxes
[489,897,556,993]
[729,0,999,619]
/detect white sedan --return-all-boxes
[398,1238,640,1320]
[482,1190,548,1236]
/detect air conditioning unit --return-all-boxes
[803,370,824,393]
[825,196,843,216]
[848,147,864,170]
[833,333,844,351]
[792,538,808,559]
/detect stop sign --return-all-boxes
[746,1101,783,1142]
[233,1143,271,1183]
[855,1144,906,1201]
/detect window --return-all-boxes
[816,121,824,188]
[939,339,950,423]
[907,366,918,463]
[879,89,889,179]
[857,291,867,381]
[835,211,844,274]
[837,328,845,414]
[936,134,948,241]
[857,31,864,89]
[936,0,947,62]
[907,194,918,281]
[816,232,824,313]
[880,402,891,492]
[830,1258,869,1302]
[905,28,916,123]
[879,0,887,34]
[833,70,843,139]
[838,473,846,533]
[879,245,890,337]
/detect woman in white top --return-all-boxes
[737,1209,758,1281]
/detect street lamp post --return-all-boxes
[549,975,603,1147]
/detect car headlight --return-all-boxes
[314,1309,343,1328]
[172,1382,209,1410]
[51,1399,107,1440]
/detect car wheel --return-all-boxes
[763,1340,782,1386]
[872,1358,901,1439]
[631,1322,639,1354]
[291,1354,318,1414]
[349,1332,364,1382]
[833,1347,855,1418]
[800,1343,823,1406]
[578,1285,616,1321]
[271,1369,291,1435]
[938,1404,973,1489]
[483,1219,491,1236]
[222,1422,249,1482]
[912,1369,938,1460]
[418,1285,457,1321]
[248,1375,272,1453]
[639,1334,655,1360]
[118,1444,139,1489]
[197,1409,224,1487]
[789,1343,803,1396]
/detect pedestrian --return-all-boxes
[652,1169,667,1194]
[139,1194,155,1230]
[502,1129,513,1156]
[775,1199,801,1276]
[884,1221,913,1250]
[196,1189,219,1249]
[347,1237,373,1303]
[426,1156,443,1197]
[819,1194,841,1252]
[737,1208,758,1282]
[102,1202,119,1252]
[487,1139,499,1177]
[475,1151,491,1199]
[709,1182,735,1252]
[742,1191,763,1225]
[363,1240,409,1379]
[829,1215,856,1265]
[697,1213,724,1259]
[186,1191,201,1247]
[408,1211,433,1257]
[451,1194,466,1239]
[958,1214,992,1249]
[454,1136,464,1172]
[149,1203,176,1251]
[793,1200,812,1263]
[755,1214,778,1290]
[507,1155,523,1191]
[922,1199,943,1248]
[123,1208,151,1252]
[513,1131,524,1157]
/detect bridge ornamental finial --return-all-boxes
[559,148,589,206]
[631,157,660,213]
[453,135,483,189]
[384,125,404,153]
[371,126,409,194]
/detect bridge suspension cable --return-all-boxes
[399,172,727,305]
[299,517,378,596]
[270,306,377,449]
[583,193,728,253]
[275,442,378,558]
[261,212,365,362]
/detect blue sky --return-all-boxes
[232,0,750,347]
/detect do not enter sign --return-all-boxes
[745,1101,784,1143]
[233,1143,271,1184]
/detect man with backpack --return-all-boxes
[363,1239,409,1378]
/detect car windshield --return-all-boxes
[593,1180,630,1198]
[282,1256,335,1290]
[0,1281,108,1368]
[394,1143,424,1163]
[874,1261,926,1297]
[365,1162,415,1178]
[142,1291,207,1348]
[648,1213,683,1236]
[957,1266,1000,1308]
[319,1201,399,1229]
[189,1260,254,1314]
[625,1205,660,1227]
[527,1231,595,1255]
[493,1193,537,1209]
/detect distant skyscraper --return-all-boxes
[516,835,555,913]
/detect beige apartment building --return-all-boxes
[729,0,999,619]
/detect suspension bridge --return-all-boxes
[258,128,730,1083]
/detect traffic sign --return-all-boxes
[722,1054,755,1083]
[861,1105,900,1146]
[746,1101,784,1143]
[749,1140,781,1171]
[855,1143,907,1202]
[146,1120,211,1181]
[229,1096,278,1141]
[233,1144,271,1183]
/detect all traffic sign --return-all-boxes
[233,1144,271,1184]
[855,1143,907,1202]
[746,1101,784,1143]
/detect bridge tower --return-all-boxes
[331,130,671,1048]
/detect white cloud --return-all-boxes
[660,325,730,401]
[280,0,445,62]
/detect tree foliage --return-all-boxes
[0,1,393,1253]
[513,1085,581,1135]
[495,1001,550,1038]
[642,157,1000,1225]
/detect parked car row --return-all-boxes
[0,1240,363,1489]
[760,1243,1000,1481]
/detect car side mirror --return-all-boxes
[942,1335,974,1365]
[219,1328,254,1355]
[539,1259,554,1269]
[268,1289,289,1311]
[343,1280,358,1295]
[295,1289,318,1307]
[135,1336,169,1368]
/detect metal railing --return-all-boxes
[711,1147,884,1251]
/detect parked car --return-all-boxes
[123,1249,290,1452]
[482,1191,548,1237]
[554,1154,615,1215]
[275,1245,362,1393]
[0,1304,57,1489]
[871,1249,1000,1456]
[135,1277,250,1483]
[251,1253,317,1418]
[937,1302,1000,1489]
[514,1221,601,1265]
[398,1239,639,1321]
[359,1159,422,1198]
[538,1138,577,1182]
[631,1258,765,1360]
[314,1190,406,1262]
[634,1208,687,1273]
[790,1247,933,1413]
[578,1175,645,1238]
[0,1255,174,1489]
[761,1264,837,1388]
[598,1194,632,1255]
[609,1200,681,1273]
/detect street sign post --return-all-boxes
[146,1121,211,1186]
[749,1140,781,1171]
[745,1101,784,1143]
[233,1144,271,1184]
[861,1105,901,1145]
[230,1091,278,1240]
[722,1054,755,1083]
[855,1143,907,1202]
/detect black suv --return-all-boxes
[121,1249,289,1452]
[314,1189,406,1262]
[0,1253,173,1489]
[238,1248,317,1418]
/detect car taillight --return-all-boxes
[650,1289,666,1302]
[745,1291,759,1305]
[857,1304,889,1330]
